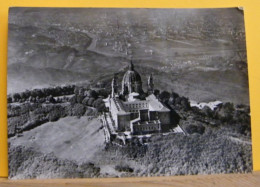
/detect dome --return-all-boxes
[121,61,143,94]
[122,69,142,83]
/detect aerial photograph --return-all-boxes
[7,8,252,179]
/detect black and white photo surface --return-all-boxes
[7,7,252,179]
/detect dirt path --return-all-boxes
[229,136,252,145]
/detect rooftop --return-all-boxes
[146,94,170,112]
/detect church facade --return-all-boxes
[102,62,173,138]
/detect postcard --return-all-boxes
[7,7,251,179]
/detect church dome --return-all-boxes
[121,61,143,94]
[122,69,142,83]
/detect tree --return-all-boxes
[159,91,170,103]
[97,89,109,98]
[76,95,85,104]
[215,102,235,122]
[93,98,106,112]
[69,96,77,105]
[74,87,80,95]
[87,98,95,106]
[82,97,90,106]
[71,104,86,117]
[48,110,61,122]
[47,95,56,103]
[7,96,12,103]
[87,90,98,99]
[93,98,103,108]
[201,106,213,117]
[13,93,21,102]
[180,97,190,110]
[53,86,62,96]
[78,88,85,96]
[154,89,160,97]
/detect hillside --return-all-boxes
[7,84,252,179]
[9,116,105,164]
[8,8,249,104]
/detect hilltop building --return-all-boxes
[102,61,179,142]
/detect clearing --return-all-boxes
[9,116,106,163]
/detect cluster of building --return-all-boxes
[101,62,184,143]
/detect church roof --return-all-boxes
[146,94,170,112]
[122,61,142,84]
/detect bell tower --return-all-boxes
[111,74,118,97]
[147,74,154,94]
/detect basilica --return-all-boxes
[102,62,178,142]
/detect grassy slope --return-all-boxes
[8,99,252,179]
[9,116,105,163]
